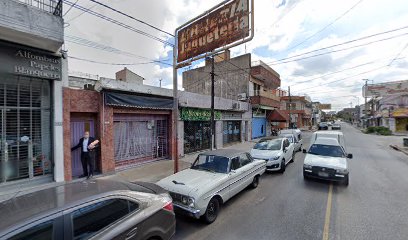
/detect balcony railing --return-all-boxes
[15,0,62,16]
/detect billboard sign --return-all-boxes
[177,0,253,63]
[319,104,332,110]
[363,80,408,97]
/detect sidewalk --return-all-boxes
[116,140,258,183]
[351,124,408,155]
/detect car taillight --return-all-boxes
[163,201,174,212]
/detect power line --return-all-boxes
[290,55,406,86]
[65,35,172,66]
[282,0,364,54]
[297,65,387,92]
[267,32,408,66]
[196,25,408,73]
[65,2,98,23]
[88,0,174,37]
[63,0,174,46]
[388,41,408,66]
[68,56,160,65]
[63,0,79,17]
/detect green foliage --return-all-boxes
[365,126,392,135]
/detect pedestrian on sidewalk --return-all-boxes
[71,131,99,179]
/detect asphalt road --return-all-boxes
[173,123,408,240]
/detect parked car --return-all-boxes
[279,129,303,152]
[0,179,175,240]
[318,122,329,130]
[332,123,341,130]
[157,149,266,224]
[303,137,352,186]
[251,137,295,172]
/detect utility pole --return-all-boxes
[288,86,292,129]
[209,57,216,150]
[363,79,368,128]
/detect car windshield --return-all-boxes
[308,144,345,158]
[191,154,229,173]
[253,139,282,150]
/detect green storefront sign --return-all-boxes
[181,108,221,121]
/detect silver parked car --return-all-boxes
[0,178,175,240]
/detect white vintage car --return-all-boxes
[157,149,266,223]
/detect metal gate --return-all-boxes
[113,114,169,168]
[0,77,52,183]
[184,121,211,154]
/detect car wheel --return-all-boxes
[203,197,220,224]
[250,175,260,189]
[303,174,309,180]
[279,159,286,173]
[344,175,349,186]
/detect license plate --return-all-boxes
[318,172,329,177]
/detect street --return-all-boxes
[174,123,408,240]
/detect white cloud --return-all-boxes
[63,0,408,110]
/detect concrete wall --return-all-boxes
[182,54,251,101]
[0,0,64,52]
[179,91,249,111]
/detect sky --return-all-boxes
[63,0,408,111]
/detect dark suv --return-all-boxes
[0,178,175,240]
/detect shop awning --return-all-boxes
[104,91,173,110]
[267,109,288,122]
[392,108,408,118]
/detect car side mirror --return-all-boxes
[302,149,307,153]
[347,153,353,159]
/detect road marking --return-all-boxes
[323,183,333,240]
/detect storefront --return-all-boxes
[0,41,61,183]
[181,108,221,154]
[104,91,173,169]
[393,108,408,132]
[252,110,267,139]
[222,112,242,145]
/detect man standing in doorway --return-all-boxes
[71,131,98,179]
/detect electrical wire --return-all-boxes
[68,56,160,65]
[88,0,174,37]
[282,0,364,54]
[65,35,172,66]
[63,0,174,46]
[63,0,79,17]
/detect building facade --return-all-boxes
[182,54,284,139]
[178,91,251,156]
[280,96,313,129]
[63,71,174,181]
[0,0,65,187]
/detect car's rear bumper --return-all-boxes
[303,169,348,182]
[173,202,201,219]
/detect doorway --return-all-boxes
[70,118,95,178]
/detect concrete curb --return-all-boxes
[389,145,408,156]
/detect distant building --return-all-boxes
[280,96,313,129]
[183,52,286,139]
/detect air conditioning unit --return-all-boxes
[237,93,247,101]
[232,102,241,110]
